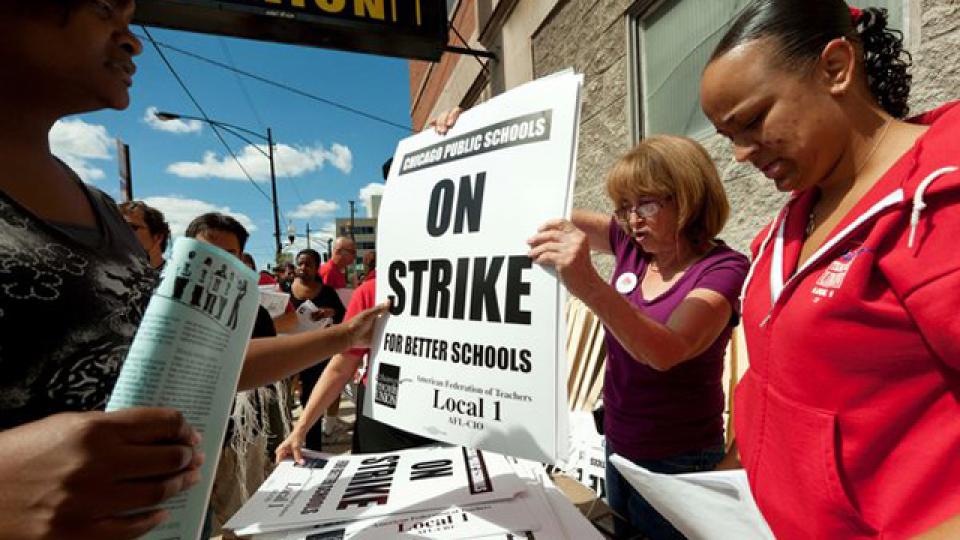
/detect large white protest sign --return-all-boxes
[366,71,583,463]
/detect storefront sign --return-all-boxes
[135,0,448,61]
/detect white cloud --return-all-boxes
[358,182,385,217]
[141,195,257,238]
[49,118,112,182]
[325,144,353,174]
[166,142,353,181]
[289,199,339,219]
[143,106,202,134]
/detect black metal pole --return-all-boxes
[267,127,281,261]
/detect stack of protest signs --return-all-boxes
[366,70,584,464]
[224,446,603,539]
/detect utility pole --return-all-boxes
[267,127,282,261]
[327,238,333,260]
[116,139,133,203]
[348,200,356,244]
[306,222,311,249]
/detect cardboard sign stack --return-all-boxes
[224,446,602,539]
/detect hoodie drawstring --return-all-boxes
[908,167,960,250]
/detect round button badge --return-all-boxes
[615,272,638,294]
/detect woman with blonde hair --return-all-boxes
[526,134,749,539]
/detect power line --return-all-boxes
[216,38,305,217]
[141,26,276,209]
[134,32,412,133]
[287,176,310,208]
[217,37,266,131]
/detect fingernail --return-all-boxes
[191,430,202,445]
[194,450,206,466]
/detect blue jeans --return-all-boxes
[605,441,725,540]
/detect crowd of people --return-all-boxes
[1,0,958,539]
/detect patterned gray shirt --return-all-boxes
[0,175,155,429]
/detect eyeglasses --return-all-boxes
[614,198,667,221]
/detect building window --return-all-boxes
[627,0,903,142]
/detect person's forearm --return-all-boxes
[238,325,353,391]
[293,353,361,435]
[273,311,297,334]
[913,515,960,539]
[579,280,692,371]
[571,208,613,254]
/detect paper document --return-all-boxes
[106,237,260,540]
[295,299,333,331]
[226,446,528,536]
[259,285,291,318]
[610,455,774,540]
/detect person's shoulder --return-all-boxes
[702,242,749,271]
[353,278,377,294]
[908,100,960,128]
[902,101,960,190]
[82,183,124,219]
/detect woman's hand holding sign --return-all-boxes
[428,106,463,135]
[527,219,605,302]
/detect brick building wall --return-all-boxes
[410,0,959,273]
[530,0,958,273]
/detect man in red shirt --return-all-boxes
[319,236,354,288]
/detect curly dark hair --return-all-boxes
[710,1,912,118]
[856,7,912,118]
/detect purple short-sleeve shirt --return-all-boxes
[603,218,749,460]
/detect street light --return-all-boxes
[287,222,321,250]
[155,110,282,260]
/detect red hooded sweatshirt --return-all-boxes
[736,102,960,539]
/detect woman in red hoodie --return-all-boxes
[700,1,960,538]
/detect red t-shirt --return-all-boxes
[319,259,347,289]
[736,102,960,538]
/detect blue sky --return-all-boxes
[51,25,413,269]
